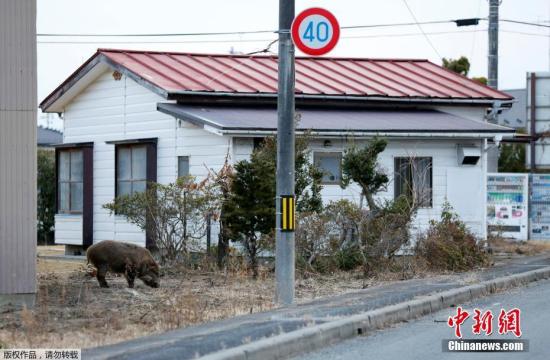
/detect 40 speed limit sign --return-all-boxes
[291,7,340,56]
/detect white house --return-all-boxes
[39,49,515,254]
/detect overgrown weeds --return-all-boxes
[415,201,490,271]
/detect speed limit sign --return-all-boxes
[291,7,340,56]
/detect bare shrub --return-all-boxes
[295,193,420,276]
[415,201,490,271]
[295,200,364,273]
[103,176,214,264]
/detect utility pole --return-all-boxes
[275,0,296,305]
[488,0,500,89]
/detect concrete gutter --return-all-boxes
[199,266,550,360]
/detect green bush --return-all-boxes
[37,149,55,245]
[334,246,363,271]
[415,201,490,271]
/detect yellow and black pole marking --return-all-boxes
[280,195,295,232]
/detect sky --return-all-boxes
[37,0,550,129]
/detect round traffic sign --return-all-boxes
[291,8,340,56]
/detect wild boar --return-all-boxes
[86,240,160,288]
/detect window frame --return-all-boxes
[394,156,433,208]
[115,144,148,198]
[314,151,343,185]
[57,148,84,214]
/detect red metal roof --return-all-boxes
[100,49,511,99]
[40,49,513,111]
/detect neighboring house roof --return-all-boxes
[157,104,515,136]
[37,126,63,146]
[40,49,513,112]
[500,88,527,129]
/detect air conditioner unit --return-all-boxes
[457,145,481,165]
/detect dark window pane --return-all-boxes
[394,157,432,207]
[178,156,189,177]
[70,150,83,181]
[117,147,131,180]
[117,181,132,197]
[414,158,432,207]
[59,151,70,181]
[59,182,70,212]
[70,182,83,211]
[132,180,146,194]
[132,146,147,180]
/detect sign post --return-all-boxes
[275,6,339,306]
[275,0,296,306]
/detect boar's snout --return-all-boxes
[139,263,160,288]
[140,273,160,288]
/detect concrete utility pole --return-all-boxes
[275,0,296,305]
[488,0,500,89]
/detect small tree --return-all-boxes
[341,138,389,211]
[204,155,234,269]
[103,176,212,264]
[442,56,471,76]
[498,143,526,172]
[253,132,323,213]
[37,149,56,245]
[224,151,275,278]
[340,138,420,275]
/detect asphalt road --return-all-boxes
[294,278,550,360]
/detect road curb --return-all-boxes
[199,266,550,360]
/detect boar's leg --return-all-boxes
[96,265,109,288]
[125,264,137,288]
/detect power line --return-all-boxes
[37,29,486,45]
[36,18,481,38]
[500,19,550,28]
[401,0,442,58]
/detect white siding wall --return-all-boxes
[58,71,233,247]
[233,137,486,239]
[176,121,232,178]
[54,215,83,245]
[58,70,490,247]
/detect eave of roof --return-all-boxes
[157,103,515,138]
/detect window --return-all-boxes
[394,157,433,207]
[58,149,83,213]
[253,137,266,150]
[178,156,190,177]
[116,145,147,196]
[314,152,342,185]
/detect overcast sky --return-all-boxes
[37,0,550,129]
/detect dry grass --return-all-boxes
[3,240,531,350]
[488,237,550,256]
[36,245,65,257]
[0,256,379,350]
